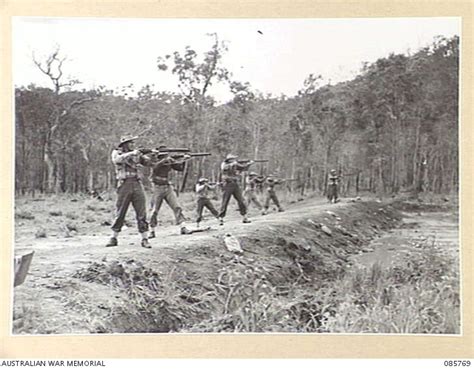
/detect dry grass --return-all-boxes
[15,194,459,334]
[71,229,459,334]
[15,188,314,236]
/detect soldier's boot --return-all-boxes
[242,215,251,224]
[261,209,267,216]
[141,238,151,249]
[278,207,285,212]
[149,230,156,239]
[105,237,118,247]
[219,217,224,226]
[196,222,200,229]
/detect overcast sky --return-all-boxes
[13,17,460,102]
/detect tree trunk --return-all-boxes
[44,148,55,193]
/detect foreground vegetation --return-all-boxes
[14,198,459,334]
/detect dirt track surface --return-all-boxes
[15,197,343,277]
[13,196,359,333]
[12,195,458,334]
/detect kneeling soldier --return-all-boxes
[195,177,220,228]
[262,175,285,215]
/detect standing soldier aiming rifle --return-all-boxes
[327,169,341,203]
[263,174,290,214]
[106,135,153,249]
[218,154,258,225]
[148,146,192,237]
[244,172,265,214]
[195,177,220,228]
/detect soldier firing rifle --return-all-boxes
[147,145,211,237]
[218,154,267,225]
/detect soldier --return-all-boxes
[106,135,153,249]
[244,172,265,214]
[262,174,285,215]
[327,169,341,203]
[195,177,220,228]
[149,147,192,237]
[218,154,253,225]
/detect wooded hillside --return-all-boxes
[15,35,459,196]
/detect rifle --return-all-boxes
[281,178,297,182]
[172,152,211,159]
[138,147,191,156]
[238,159,269,164]
[157,147,191,153]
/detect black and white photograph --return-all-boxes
[12,16,461,335]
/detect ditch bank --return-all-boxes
[72,200,408,333]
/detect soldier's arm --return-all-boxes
[111,150,138,164]
[171,160,186,171]
[152,156,173,167]
[196,184,206,193]
[221,162,233,171]
[139,154,156,167]
[235,162,252,171]
[207,183,219,190]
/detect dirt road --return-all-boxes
[13,196,351,333]
[12,195,458,334]
[14,197,343,280]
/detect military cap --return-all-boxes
[118,135,138,147]
[225,153,238,161]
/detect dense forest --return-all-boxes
[15,35,459,196]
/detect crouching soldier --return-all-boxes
[106,135,153,249]
[262,175,285,215]
[149,148,192,237]
[244,172,265,214]
[327,169,341,203]
[195,177,220,228]
[218,154,253,225]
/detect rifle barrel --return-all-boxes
[157,148,191,153]
[238,159,268,163]
[190,152,211,157]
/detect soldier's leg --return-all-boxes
[232,185,250,223]
[149,185,166,238]
[271,191,284,211]
[328,185,336,203]
[251,192,263,210]
[218,182,233,219]
[130,181,150,248]
[164,185,185,225]
[196,198,205,225]
[111,181,132,233]
[204,198,219,218]
[108,180,132,246]
[264,191,271,211]
[244,190,251,209]
[232,185,247,216]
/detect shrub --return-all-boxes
[15,211,35,220]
